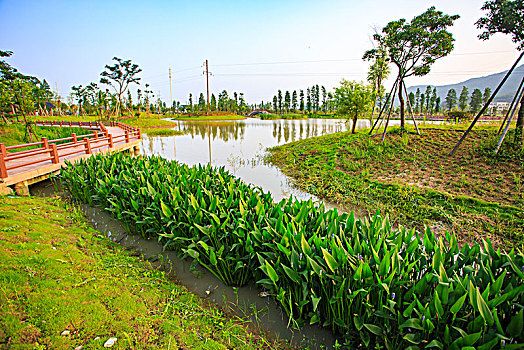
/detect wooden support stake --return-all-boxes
[450,51,524,156]
[125,131,130,143]
[50,144,59,164]
[369,76,400,135]
[381,82,399,143]
[495,86,524,154]
[498,77,524,135]
[72,133,77,143]
[402,81,420,135]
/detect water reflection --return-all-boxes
[141,118,364,204]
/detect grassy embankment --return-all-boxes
[258,113,343,120]
[268,124,524,249]
[173,115,246,121]
[0,195,287,349]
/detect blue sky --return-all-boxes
[0,0,519,105]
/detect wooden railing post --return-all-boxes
[69,121,72,127]
[79,121,82,127]
[50,144,59,164]
[125,131,130,143]
[85,139,92,154]
[72,133,77,143]
[0,143,7,179]
[108,134,114,148]
[138,129,142,139]
[93,131,98,139]
[41,137,48,149]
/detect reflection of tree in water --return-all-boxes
[180,122,246,142]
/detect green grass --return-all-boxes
[0,124,93,150]
[143,128,184,137]
[268,124,524,249]
[0,195,287,349]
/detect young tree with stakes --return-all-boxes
[364,7,459,130]
[100,57,141,118]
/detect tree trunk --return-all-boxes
[352,113,357,134]
[399,80,405,129]
[515,99,524,148]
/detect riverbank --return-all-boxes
[0,195,287,349]
[268,125,524,249]
[173,115,246,121]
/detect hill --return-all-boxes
[407,63,524,102]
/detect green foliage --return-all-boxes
[446,89,458,111]
[60,153,524,348]
[334,80,373,133]
[477,0,524,51]
[470,88,484,114]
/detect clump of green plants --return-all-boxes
[59,153,524,348]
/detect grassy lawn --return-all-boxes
[173,115,246,121]
[117,117,184,136]
[0,195,286,349]
[268,124,524,249]
[0,124,93,150]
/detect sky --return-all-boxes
[0,0,520,106]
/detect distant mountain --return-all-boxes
[407,64,524,103]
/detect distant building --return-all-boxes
[488,101,510,115]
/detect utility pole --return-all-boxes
[204,60,211,115]
[55,82,61,115]
[169,67,173,113]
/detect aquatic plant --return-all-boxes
[60,153,524,348]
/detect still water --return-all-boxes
[141,118,370,204]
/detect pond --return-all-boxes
[141,117,370,205]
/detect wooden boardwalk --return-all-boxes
[0,121,141,195]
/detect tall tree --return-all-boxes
[99,57,141,117]
[292,90,298,111]
[445,88,457,111]
[430,88,437,114]
[306,88,312,112]
[470,88,483,114]
[458,86,469,111]
[277,90,283,114]
[415,88,421,113]
[364,7,459,129]
[321,86,327,112]
[365,39,391,122]
[425,86,432,114]
[435,96,441,113]
[477,0,524,146]
[483,87,492,105]
[334,80,373,133]
[210,93,217,111]
[272,96,277,112]
[299,90,304,112]
[284,90,291,112]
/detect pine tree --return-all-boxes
[445,89,457,111]
[458,86,469,111]
[292,90,298,111]
[284,91,291,112]
[299,90,304,112]
[277,90,283,114]
[470,88,483,114]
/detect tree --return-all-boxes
[425,86,432,114]
[277,90,282,114]
[292,90,298,111]
[458,86,469,111]
[100,57,141,117]
[284,91,291,112]
[306,88,312,113]
[430,88,437,115]
[483,87,492,105]
[415,88,421,113]
[365,40,391,122]
[435,96,441,113]
[210,93,217,111]
[445,88,457,111]
[299,90,304,112]
[272,96,277,112]
[470,88,483,114]
[420,94,425,114]
[408,92,415,109]
[321,86,327,112]
[477,0,524,146]
[198,93,206,110]
[364,7,459,129]
[334,80,374,133]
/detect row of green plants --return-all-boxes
[59,153,524,349]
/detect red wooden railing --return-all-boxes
[0,121,141,179]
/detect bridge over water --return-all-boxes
[0,121,141,196]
